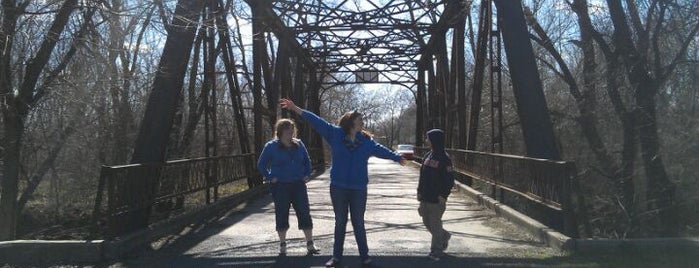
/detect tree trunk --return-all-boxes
[106,0,130,164]
[606,0,677,235]
[0,0,78,241]
[636,80,676,236]
[570,0,640,233]
[124,0,203,235]
[0,114,22,240]
[17,122,77,213]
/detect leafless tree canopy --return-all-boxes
[0,0,697,240]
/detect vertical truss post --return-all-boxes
[250,4,265,187]
[203,0,218,203]
[126,0,204,234]
[467,0,491,153]
[308,68,324,166]
[488,4,504,201]
[427,59,438,129]
[494,10,505,201]
[493,0,560,159]
[416,65,426,147]
[453,17,467,149]
[293,61,307,142]
[436,35,450,143]
[215,0,249,155]
[269,44,289,125]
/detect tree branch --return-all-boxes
[32,9,95,105]
[524,6,582,99]
[661,20,699,81]
[652,3,667,78]
[18,0,78,115]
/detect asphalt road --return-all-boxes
[118,158,559,268]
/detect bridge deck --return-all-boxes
[121,158,559,267]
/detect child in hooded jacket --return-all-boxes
[417,129,455,261]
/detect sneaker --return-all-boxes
[325,257,341,267]
[442,232,452,251]
[279,241,287,255]
[428,252,441,261]
[306,241,320,255]
[361,257,374,267]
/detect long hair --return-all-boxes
[338,110,371,137]
[274,118,298,147]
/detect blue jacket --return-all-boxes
[418,129,455,203]
[301,110,402,190]
[257,138,312,183]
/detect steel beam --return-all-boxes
[493,0,560,160]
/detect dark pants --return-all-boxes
[330,185,369,260]
[271,181,313,231]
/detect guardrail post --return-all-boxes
[561,162,579,238]
[89,166,108,239]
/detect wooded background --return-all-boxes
[0,0,697,240]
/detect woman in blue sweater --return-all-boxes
[280,98,406,267]
[257,119,319,255]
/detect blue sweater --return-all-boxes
[257,139,312,183]
[301,110,402,189]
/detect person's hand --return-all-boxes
[399,157,407,166]
[279,98,302,115]
[270,177,278,184]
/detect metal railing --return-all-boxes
[414,147,584,237]
[92,154,260,239]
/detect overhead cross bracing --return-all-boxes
[266,0,466,86]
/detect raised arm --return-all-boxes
[280,98,335,141]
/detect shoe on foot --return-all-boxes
[325,257,341,267]
[442,232,452,251]
[428,252,441,261]
[361,257,374,267]
[279,241,287,255]
[306,241,320,255]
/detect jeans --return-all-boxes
[330,185,369,260]
[270,181,313,231]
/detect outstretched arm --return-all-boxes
[371,140,408,166]
[280,98,335,141]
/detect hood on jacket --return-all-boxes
[427,129,446,157]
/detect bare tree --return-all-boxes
[1,0,84,241]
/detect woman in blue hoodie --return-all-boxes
[280,98,406,267]
[258,119,320,255]
[417,129,454,261]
